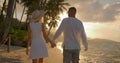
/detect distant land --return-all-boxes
[88,38,120,43]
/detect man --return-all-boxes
[52,7,88,63]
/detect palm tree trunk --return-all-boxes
[11,0,16,26]
[0,0,15,43]
[25,14,29,30]
[19,6,25,29]
[0,0,6,22]
[1,0,6,15]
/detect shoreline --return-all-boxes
[0,39,120,63]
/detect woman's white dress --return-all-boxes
[29,22,48,59]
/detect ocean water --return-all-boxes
[56,39,120,63]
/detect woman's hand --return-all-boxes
[50,42,56,48]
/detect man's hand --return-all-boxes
[51,42,56,48]
[84,48,88,51]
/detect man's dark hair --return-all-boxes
[68,7,76,12]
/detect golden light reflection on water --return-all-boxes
[56,42,63,53]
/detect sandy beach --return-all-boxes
[0,39,120,63]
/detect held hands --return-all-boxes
[50,41,56,48]
[51,42,56,48]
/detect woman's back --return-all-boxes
[30,22,44,40]
[29,22,48,59]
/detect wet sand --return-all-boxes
[0,39,120,63]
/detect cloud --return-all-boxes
[66,0,120,22]
[102,3,120,21]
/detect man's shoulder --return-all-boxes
[62,17,83,24]
[74,18,82,23]
[61,18,70,23]
[63,17,69,20]
[74,19,84,26]
[63,17,78,21]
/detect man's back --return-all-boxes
[52,7,88,63]
[61,17,86,49]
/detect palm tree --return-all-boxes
[17,0,46,30]
[45,0,69,35]
[0,0,15,43]
[17,0,69,35]
[0,0,7,22]
[18,6,25,29]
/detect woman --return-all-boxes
[26,10,55,63]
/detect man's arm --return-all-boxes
[42,23,56,48]
[26,24,31,55]
[80,23,88,51]
[52,20,64,42]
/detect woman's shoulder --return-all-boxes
[28,22,33,25]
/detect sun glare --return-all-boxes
[59,12,68,21]
[83,22,103,39]
[56,12,68,29]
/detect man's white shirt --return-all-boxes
[52,17,88,50]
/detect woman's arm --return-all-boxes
[26,24,32,55]
[42,23,51,43]
[42,23,56,48]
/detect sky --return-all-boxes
[62,0,120,42]
[0,0,120,42]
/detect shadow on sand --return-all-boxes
[0,55,21,63]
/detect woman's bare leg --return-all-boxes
[32,59,37,63]
[38,58,43,63]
